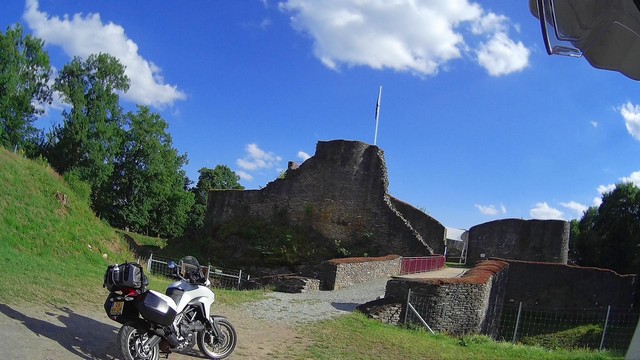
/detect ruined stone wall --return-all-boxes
[319,255,401,290]
[467,219,569,264]
[384,261,509,335]
[390,198,446,255]
[206,140,442,266]
[498,258,637,309]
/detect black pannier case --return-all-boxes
[104,262,148,292]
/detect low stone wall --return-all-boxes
[274,276,320,293]
[384,260,509,335]
[319,255,401,290]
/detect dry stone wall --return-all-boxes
[319,255,402,290]
[384,261,509,335]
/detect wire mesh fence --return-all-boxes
[146,254,251,290]
[496,303,639,351]
[405,290,640,352]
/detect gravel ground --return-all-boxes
[240,277,389,325]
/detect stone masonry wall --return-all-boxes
[498,258,637,309]
[205,140,443,266]
[319,255,402,290]
[467,219,569,265]
[384,261,509,335]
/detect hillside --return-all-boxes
[0,148,137,306]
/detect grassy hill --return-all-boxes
[0,148,138,306]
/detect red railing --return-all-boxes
[400,255,446,275]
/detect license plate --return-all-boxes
[110,301,124,316]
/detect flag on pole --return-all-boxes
[374,86,382,146]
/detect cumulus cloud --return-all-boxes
[236,143,283,178]
[279,0,529,77]
[23,0,186,108]
[619,101,640,140]
[560,201,587,217]
[476,32,530,76]
[530,202,564,220]
[297,151,311,161]
[474,203,506,216]
[236,170,253,181]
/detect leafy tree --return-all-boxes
[45,53,129,207]
[193,165,244,204]
[188,165,244,230]
[105,106,194,238]
[0,24,52,154]
[570,182,640,274]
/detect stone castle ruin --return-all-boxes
[205,140,445,267]
[204,139,569,267]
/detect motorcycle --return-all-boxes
[103,256,237,360]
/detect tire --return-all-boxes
[197,317,237,359]
[117,322,159,360]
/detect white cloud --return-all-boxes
[23,0,186,108]
[474,203,506,216]
[297,151,310,161]
[236,143,283,174]
[590,121,598,128]
[560,201,587,218]
[530,202,564,220]
[279,0,529,77]
[476,32,529,76]
[236,170,254,181]
[619,101,640,140]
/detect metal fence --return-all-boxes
[146,254,251,290]
[404,289,639,352]
[400,256,446,275]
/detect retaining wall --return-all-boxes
[319,255,402,290]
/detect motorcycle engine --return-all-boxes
[172,309,199,350]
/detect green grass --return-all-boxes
[279,312,623,360]
[0,148,134,306]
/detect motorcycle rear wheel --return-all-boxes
[197,317,237,359]
[118,322,159,360]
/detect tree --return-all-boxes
[188,165,244,230]
[0,24,52,154]
[570,182,640,274]
[45,53,129,207]
[105,106,194,238]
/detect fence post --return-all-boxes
[512,302,522,344]
[237,270,242,290]
[404,288,411,325]
[147,254,153,272]
[600,305,611,351]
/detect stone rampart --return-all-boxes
[467,219,569,264]
[319,255,402,290]
[497,258,637,309]
[384,260,509,335]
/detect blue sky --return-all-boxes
[3,0,640,230]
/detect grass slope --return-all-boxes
[0,149,135,306]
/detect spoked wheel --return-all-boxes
[197,317,237,359]
[118,323,159,360]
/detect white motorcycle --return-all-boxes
[103,256,237,359]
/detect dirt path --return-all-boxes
[0,302,305,359]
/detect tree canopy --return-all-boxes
[0,24,52,154]
[570,182,640,274]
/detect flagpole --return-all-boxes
[374,85,382,146]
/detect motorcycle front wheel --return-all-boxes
[197,317,237,359]
[117,322,159,360]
